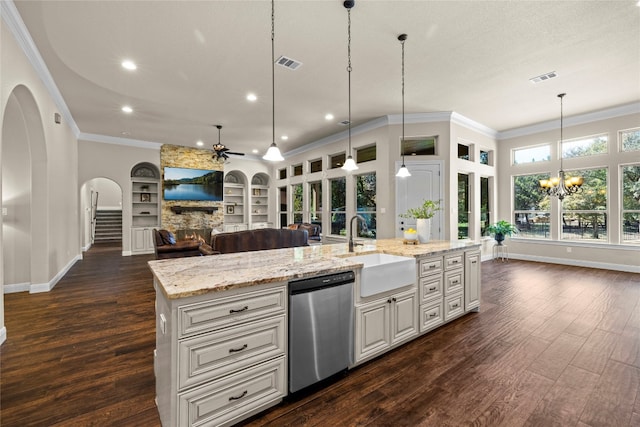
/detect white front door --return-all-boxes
[395,161,443,240]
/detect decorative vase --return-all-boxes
[416,218,431,243]
[494,233,505,245]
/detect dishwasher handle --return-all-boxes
[289,271,355,295]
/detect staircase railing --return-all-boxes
[91,191,99,244]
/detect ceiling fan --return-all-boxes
[212,125,245,161]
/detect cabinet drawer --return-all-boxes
[420,301,443,333]
[444,253,463,270]
[443,269,463,295]
[178,357,285,427]
[178,315,285,390]
[419,274,443,304]
[179,286,286,337]
[419,257,442,276]
[444,292,464,321]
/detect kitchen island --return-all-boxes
[149,239,480,427]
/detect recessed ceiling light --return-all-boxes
[196,140,204,147]
[121,60,137,70]
[325,113,334,121]
[252,149,259,154]
[246,93,257,102]
[281,135,288,140]
[121,106,133,113]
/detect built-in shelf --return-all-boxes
[170,206,219,215]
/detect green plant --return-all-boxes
[400,200,441,220]
[486,220,519,238]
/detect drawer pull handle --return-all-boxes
[452,303,459,308]
[471,260,477,264]
[428,287,436,291]
[229,344,248,353]
[229,390,248,401]
[429,265,436,269]
[452,260,459,264]
[452,280,459,285]
[429,313,437,318]
[229,306,249,314]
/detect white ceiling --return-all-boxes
[11,0,640,157]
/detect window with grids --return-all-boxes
[622,164,640,244]
[278,186,288,227]
[308,181,322,223]
[330,177,346,235]
[356,172,376,238]
[513,173,551,239]
[561,168,608,242]
[292,183,303,223]
[621,128,640,152]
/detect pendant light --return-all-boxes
[262,0,284,162]
[396,33,411,178]
[341,0,358,172]
[539,93,583,199]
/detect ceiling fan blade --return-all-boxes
[226,151,245,156]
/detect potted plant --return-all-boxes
[486,220,518,245]
[400,200,441,243]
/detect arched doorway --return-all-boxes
[1,85,48,294]
[80,178,123,250]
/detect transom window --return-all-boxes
[292,164,303,176]
[513,145,550,165]
[562,134,608,158]
[309,159,322,173]
[356,145,376,163]
[621,128,640,152]
[402,137,437,156]
[330,153,346,169]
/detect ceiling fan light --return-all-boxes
[396,165,411,178]
[341,155,358,171]
[263,143,284,161]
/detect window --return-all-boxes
[356,172,376,238]
[278,186,288,227]
[513,173,551,239]
[330,153,345,169]
[561,168,608,241]
[402,137,437,156]
[513,145,550,165]
[292,183,303,223]
[279,168,287,180]
[458,173,469,239]
[458,144,470,161]
[562,134,607,158]
[356,145,376,163]
[292,164,303,176]
[480,150,492,166]
[330,177,346,235]
[621,128,640,152]
[622,164,640,244]
[480,177,490,236]
[308,181,322,223]
[309,159,322,173]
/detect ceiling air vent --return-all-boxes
[339,120,351,126]
[529,71,558,84]
[276,55,303,70]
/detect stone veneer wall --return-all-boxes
[160,144,224,234]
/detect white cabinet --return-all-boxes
[223,182,245,228]
[465,251,481,311]
[155,283,287,427]
[131,178,160,227]
[355,288,417,363]
[131,227,154,254]
[250,185,269,227]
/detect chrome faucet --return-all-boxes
[348,215,365,252]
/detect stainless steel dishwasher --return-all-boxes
[288,271,355,393]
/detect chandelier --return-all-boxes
[539,93,583,200]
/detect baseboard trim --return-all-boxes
[508,253,640,273]
[0,327,6,346]
[4,282,30,294]
[30,254,82,293]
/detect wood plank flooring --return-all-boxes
[1,244,639,426]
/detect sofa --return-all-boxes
[208,228,309,254]
[287,223,322,242]
[153,229,204,259]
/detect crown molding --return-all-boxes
[498,102,640,140]
[1,0,80,137]
[79,133,162,150]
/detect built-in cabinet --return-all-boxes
[355,288,417,363]
[224,172,271,231]
[131,163,160,254]
[155,282,287,427]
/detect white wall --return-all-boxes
[1,18,80,343]
[94,177,122,210]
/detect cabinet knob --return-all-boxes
[387,299,392,304]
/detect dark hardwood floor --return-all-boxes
[1,244,639,426]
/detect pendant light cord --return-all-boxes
[401,35,405,164]
[347,7,352,154]
[559,93,564,171]
[271,0,276,147]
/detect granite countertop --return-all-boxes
[149,239,480,299]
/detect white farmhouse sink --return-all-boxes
[350,253,416,297]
